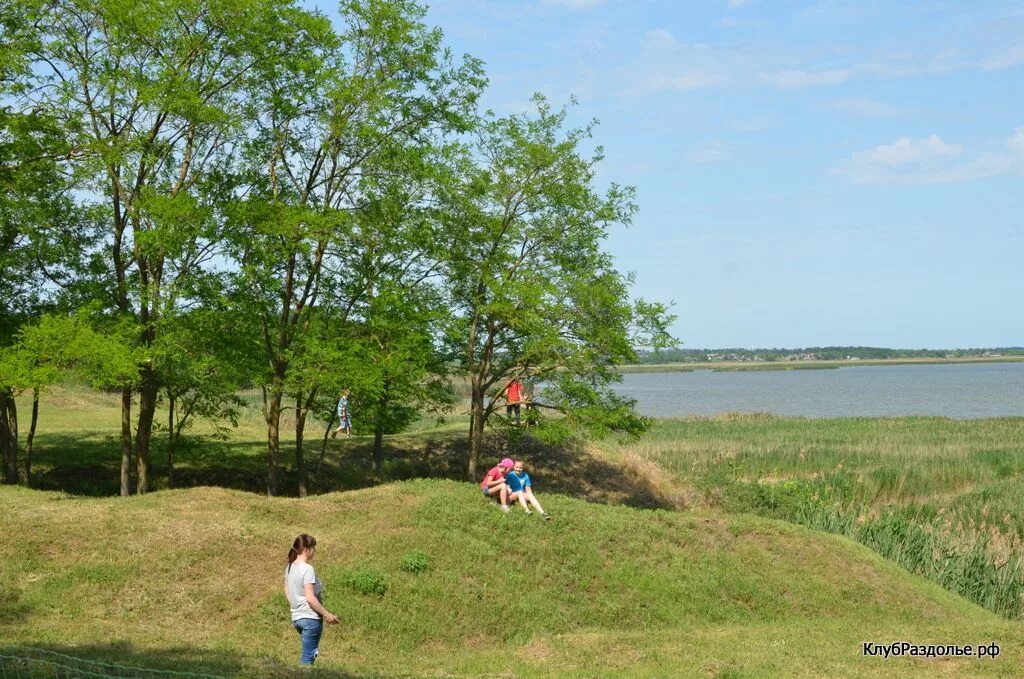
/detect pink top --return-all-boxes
[481,466,505,490]
[506,380,522,403]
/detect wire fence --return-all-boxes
[0,648,226,679]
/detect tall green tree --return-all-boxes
[19,0,313,494]
[1,9,97,483]
[357,285,454,478]
[156,306,256,488]
[440,96,675,479]
[322,168,457,481]
[226,0,482,495]
[0,313,137,486]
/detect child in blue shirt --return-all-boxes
[505,460,550,519]
[331,389,352,438]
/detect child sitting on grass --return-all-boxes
[481,457,514,512]
[505,460,550,519]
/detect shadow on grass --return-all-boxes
[0,643,385,678]
[0,585,31,625]
[24,427,674,509]
[310,429,674,509]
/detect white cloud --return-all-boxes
[616,29,1009,99]
[686,143,731,163]
[827,97,905,118]
[1009,127,1024,156]
[731,115,775,131]
[621,30,744,94]
[834,131,1024,185]
[853,135,961,167]
[646,28,680,49]
[542,0,606,8]
[983,46,1024,71]
[760,68,851,88]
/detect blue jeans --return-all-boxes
[293,617,323,665]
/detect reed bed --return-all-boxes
[611,414,1024,618]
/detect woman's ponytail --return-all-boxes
[286,533,316,569]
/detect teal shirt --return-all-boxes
[506,471,531,493]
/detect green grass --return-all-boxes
[7,386,1024,676]
[606,414,1024,618]
[3,482,1024,677]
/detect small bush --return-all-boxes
[400,550,430,574]
[345,566,388,597]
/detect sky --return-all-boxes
[318,0,1024,349]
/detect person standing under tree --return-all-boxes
[331,389,352,438]
[504,378,523,425]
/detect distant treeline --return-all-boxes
[636,347,1024,364]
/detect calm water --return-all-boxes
[612,362,1024,419]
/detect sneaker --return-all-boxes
[541,513,551,520]
[501,505,510,513]
[524,510,533,515]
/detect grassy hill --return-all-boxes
[3,481,1024,678]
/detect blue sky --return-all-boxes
[324,1,1024,349]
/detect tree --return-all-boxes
[316,162,458,481]
[352,284,455,478]
[156,306,255,488]
[18,0,312,494]
[440,96,674,480]
[225,0,483,495]
[0,318,72,485]
[1,12,97,483]
[0,313,137,486]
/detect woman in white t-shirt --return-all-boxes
[284,534,340,665]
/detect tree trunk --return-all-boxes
[265,375,284,496]
[25,388,39,486]
[467,378,485,481]
[373,420,385,479]
[0,389,16,485]
[167,393,176,490]
[295,394,308,498]
[0,393,7,484]
[135,367,158,494]
[6,393,18,484]
[120,388,133,497]
[315,410,336,479]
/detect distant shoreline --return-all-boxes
[619,355,1024,373]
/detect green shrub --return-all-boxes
[345,566,388,597]
[400,550,430,574]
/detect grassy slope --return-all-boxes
[7,387,1024,676]
[2,481,1024,678]
[603,415,1024,620]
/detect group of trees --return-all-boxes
[1,0,673,497]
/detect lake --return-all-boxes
[611,362,1024,419]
